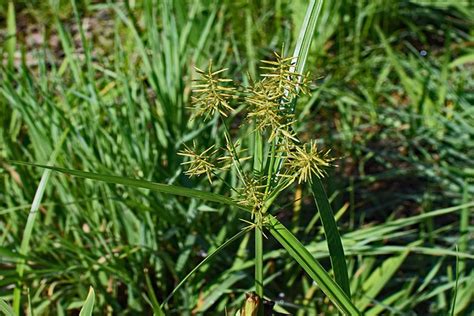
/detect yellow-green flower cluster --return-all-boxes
[283,141,334,184]
[236,175,266,218]
[181,53,334,220]
[178,144,218,183]
[191,61,235,120]
[246,52,308,142]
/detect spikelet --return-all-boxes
[191,60,235,120]
[283,141,334,184]
[178,143,218,183]
[236,174,266,219]
[246,52,308,142]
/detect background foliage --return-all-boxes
[0,0,473,315]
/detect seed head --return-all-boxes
[236,175,266,219]
[191,60,235,120]
[284,141,334,184]
[246,52,308,142]
[259,51,307,100]
[178,144,218,183]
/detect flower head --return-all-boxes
[259,51,307,100]
[284,141,334,183]
[178,143,218,183]
[236,175,266,219]
[245,52,308,142]
[191,60,235,120]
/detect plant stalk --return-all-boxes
[255,226,264,299]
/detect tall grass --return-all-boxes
[0,0,472,314]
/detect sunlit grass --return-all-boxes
[0,0,473,315]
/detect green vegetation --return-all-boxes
[1,0,473,315]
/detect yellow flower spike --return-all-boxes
[284,141,335,184]
[178,143,218,183]
[191,60,235,120]
[235,175,266,219]
[245,53,308,144]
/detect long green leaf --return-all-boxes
[0,298,15,316]
[311,179,351,296]
[79,287,95,316]
[161,227,251,307]
[274,0,324,175]
[6,1,16,68]
[13,130,69,315]
[357,246,412,311]
[9,161,246,212]
[292,0,324,76]
[267,216,360,315]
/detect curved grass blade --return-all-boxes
[0,298,14,316]
[312,179,351,296]
[144,269,165,316]
[356,245,413,311]
[291,0,324,77]
[449,248,460,316]
[12,130,69,315]
[161,226,252,308]
[274,0,324,175]
[9,161,247,212]
[267,216,360,315]
[79,287,95,316]
[6,1,16,69]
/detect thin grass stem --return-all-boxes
[255,226,264,299]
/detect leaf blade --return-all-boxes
[311,179,351,296]
[79,287,95,316]
[0,298,15,316]
[9,161,246,212]
[13,129,69,314]
[267,216,360,315]
[161,227,251,307]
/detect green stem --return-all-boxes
[6,1,16,69]
[220,116,246,180]
[255,227,264,299]
[162,226,252,307]
[13,129,69,315]
[264,138,277,197]
[253,131,263,174]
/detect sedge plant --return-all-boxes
[9,0,361,314]
[13,52,358,315]
[167,44,358,314]
[179,53,333,303]
[5,0,474,314]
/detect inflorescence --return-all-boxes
[179,52,333,224]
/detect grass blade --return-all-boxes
[267,216,360,315]
[161,226,251,307]
[12,130,69,315]
[79,287,95,316]
[449,248,460,316]
[9,161,246,211]
[274,0,324,174]
[0,298,15,316]
[311,179,351,297]
[6,1,16,68]
[292,0,324,76]
[356,246,413,311]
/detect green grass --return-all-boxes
[1,0,473,315]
